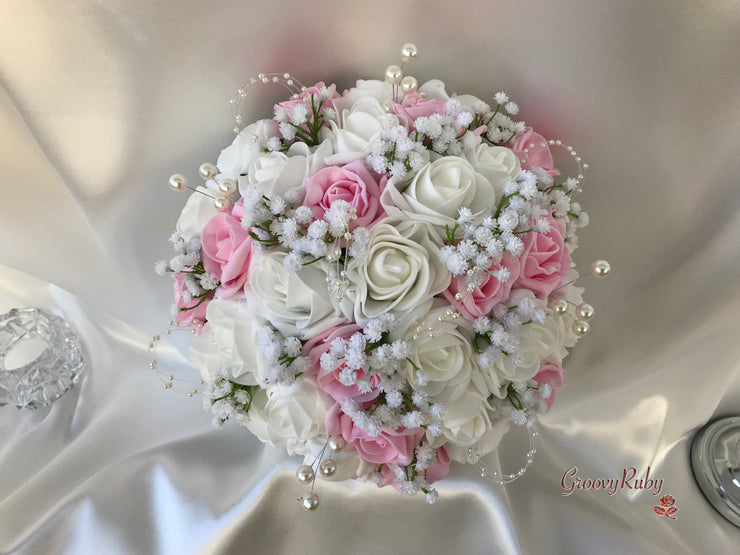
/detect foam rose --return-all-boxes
[247,251,347,339]
[201,200,254,298]
[443,251,521,321]
[514,215,571,300]
[509,127,559,177]
[172,273,210,327]
[346,219,450,324]
[245,379,333,457]
[533,361,565,411]
[380,157,496,244]
[303,160,385,231]
[325,403,424,466]
[304,323,380,403]
[393,91,447,124]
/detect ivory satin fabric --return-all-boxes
[1,1,739,553]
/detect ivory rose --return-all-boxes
[404,305,486,405]
[380,157,496,243]
[346,219,450,324]
[217,119,280,180]
[245,379,333,456]
[434,385,509,464]
[189,298,264,386]
[463,143,521,195]
[247,251,347,339]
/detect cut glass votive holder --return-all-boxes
[0,307,86,409]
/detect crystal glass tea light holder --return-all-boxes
[0,307,86,409]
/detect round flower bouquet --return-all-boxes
[154,44,604,509]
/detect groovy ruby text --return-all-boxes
[560,466,663,497]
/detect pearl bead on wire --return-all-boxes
[168,174,187,192]
[590,260,611,278]
[198,162,218,180]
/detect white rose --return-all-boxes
[217,119,280,179]
[247,251,347,339]
[380,157,496,243]
[325,97,400,166]
[463,144,520,195]
[241,140,333,200]
[417,79,486,114]
[244,379,332,456]
[175,185,218,241]
[337,79,393,106]
[189,299,265,386]
[434,385,510,463]
[345,219,450,324]
[405,304,486,405]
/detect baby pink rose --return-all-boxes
[533,361,565,411]
[275,81,340,114]
[514,215,570,300]
[377,446,450,489]
[393,92,447,124]
[443,252,521,320]
[423,447,451,484]
[509,127,559,177]
[303,160,385,230]
[325,403,424,466]
[201,200,254,298]
[173,273,210,327]
[304,323,380,403]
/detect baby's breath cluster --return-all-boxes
[413,98,482,155]
[366,121,429,180]
[256,325,311,385]
[155,232,219,320]
[203,369,257,428]
[273,84,338,147]
[472,91,526,145]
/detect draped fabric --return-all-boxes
[1,1,739,553]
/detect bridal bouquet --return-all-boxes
[157,46,597,507]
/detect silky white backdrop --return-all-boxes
[1,1,739,553]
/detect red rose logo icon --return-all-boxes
[653,494,678,519]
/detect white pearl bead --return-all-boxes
[552,299,569,314]
[401,43,418,62]
[213,196,232,212]
[301,492,319,510]
[218,178,237,195]
[400,75,418,94]
[576,303,595,320]
[168,174,188,192]
[382,99,395,113]
[590,260,611,278]
[319,458,337,478]
[296,464,315,484]
[573,320,590,336]
[385,64,403,84]
[199,162,218,180]
[328,435,345,452]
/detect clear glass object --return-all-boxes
[691,415,740,527]
[0,307,85,409]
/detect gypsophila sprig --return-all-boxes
[158,54,602,507]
